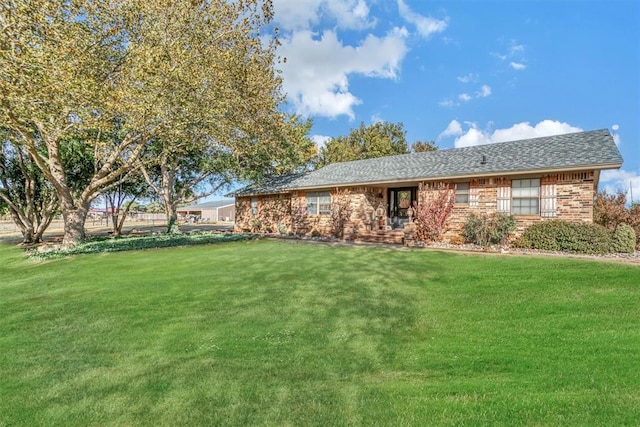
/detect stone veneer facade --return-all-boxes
[235,171,596,243]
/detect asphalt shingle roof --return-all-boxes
[234,129,622,196]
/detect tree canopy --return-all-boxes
[411,140,438,153]
[316,122,409,168]
[1,0,308,246]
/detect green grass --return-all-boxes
[1,240,639,426]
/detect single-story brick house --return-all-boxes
[233,129,623,244]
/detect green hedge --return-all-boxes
[26,232,259,260]
[463,213,516,246]
[514,220,615,254]
[611,223,636,253]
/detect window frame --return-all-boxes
[306,191,331,215]
[454,182,470,205]
[250,197,259,215]
[511,178,540,215]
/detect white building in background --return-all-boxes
[177,199,235,223]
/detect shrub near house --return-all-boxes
[463,213,516,247]
[514,220,636,254]
[594,190,640,250]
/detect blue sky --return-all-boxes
[269,0,639,201]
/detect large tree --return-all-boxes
[0,128,95,244]
[316,122,409,168]
[0,131,57,244]
[141,114,315,233]
[411,140,438,153]
[0,0,289,246]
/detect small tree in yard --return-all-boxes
[414,184,455,242]
[330,189,352,239]
[627,203,640,250]
[101,172,151,237]
[594,190,629,231]
[594,190,640,250]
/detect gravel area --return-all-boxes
[271,235,640,265]
[411,241,640,265]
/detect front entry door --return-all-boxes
[388,187,417,228]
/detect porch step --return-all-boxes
[353,230,406,245]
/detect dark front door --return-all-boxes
[388,187,417,228]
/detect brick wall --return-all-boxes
[556,172,594,222]
[443,179,498,239]
[235,170,597,242]
[235,194,292,233]
[417,172,595,240]
[235,187,381,236]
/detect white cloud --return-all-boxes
[457,73,479,83]
[455,127,493,147]
[438,98,457,108]
[325,0,376,30]
[273,0,375,30]
[273,0,323,30]
[600,169,640,202]
[274,1,448,118]
[440,119,584,148]
[397,0,448,38]
[446,85,491,107]
[509,44,525,54]
[437,119,463,140]
[278,28,408,118]
[311,134,332,149]
[490,120,582,143]
[476,85,491,97]
[493,40,528,71]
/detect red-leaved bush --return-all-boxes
[594,191,629,230]
[414,184,455,242]
[594,190,639,250]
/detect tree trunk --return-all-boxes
[22,229,35,245]
[115,210,128,236]
[160,162,181,234]
[61,206,89,248]
[7,209,34,244]
[33,214,53,244]
[166,203,180,234]
[19,223,35,245]
[113,198,136,237]
[1,144,57,245]
[6,205,55,245]
[111,212,121,237]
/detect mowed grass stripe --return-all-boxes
[1,240,638,426]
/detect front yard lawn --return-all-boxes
[1,240,639,425]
